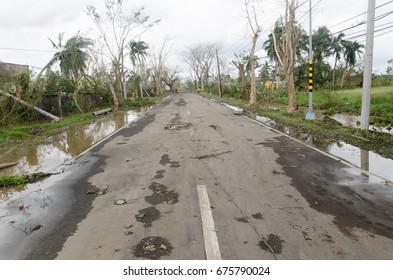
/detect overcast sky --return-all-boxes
[1,0,392,76]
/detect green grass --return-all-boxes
[297,86,393,119]
[0,112,94,147]
[201,91,393,159]
[124,94,169,109]
[0,175,29,188]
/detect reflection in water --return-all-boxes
[331,113,393,135]
[360,149,370,182]
[361,149,370,172]
[254,113,393,183]
[0,109,145,177]
[326,142,392,182]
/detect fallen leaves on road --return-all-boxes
[133,236,173,260]
[192,151,232,160]
[114,199,127,205]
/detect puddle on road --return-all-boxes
[222,103,393,183]
[0,108,148,178]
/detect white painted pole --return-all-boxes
[306,0,316,120]
[361,0,376,130]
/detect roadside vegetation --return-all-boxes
[0,94,168,149]
[202,86,393,159]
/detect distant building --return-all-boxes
[0,62,29,79]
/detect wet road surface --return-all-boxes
[1,93,393,259]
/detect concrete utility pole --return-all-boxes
[216,49,222,98]
[0,90,60,121]
[361,0,376,130]
[306,0,316,120]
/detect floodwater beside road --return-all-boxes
[0,108,148,179]
[223,103,393,183]
[0,107,151,259]
[331,113,393,135]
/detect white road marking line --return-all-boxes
[197,185,222,260]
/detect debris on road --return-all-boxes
[114,199,128,205]
[192,151,232,160]
[145,182,179,205]
[133,236,173,260]
[258,234,285,255]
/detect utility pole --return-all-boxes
[361,0,376,130]
[216,49,222,98]
[306,0,316,120]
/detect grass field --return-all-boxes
[280,86,393,125]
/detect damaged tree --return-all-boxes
[150,39,171,95]
[244,0,262,106]
[86,0,159,107]
[272,0,301,112]
[232,52,248,100]
[183,43,218,92]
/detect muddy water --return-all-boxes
[0,109,148,178]
[223,103,393,183]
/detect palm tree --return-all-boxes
[36,33,93,113]
[312,26,333,64]
[264,25,307,80]
[36,33,93,80]
[340,40,364,88]
[263,25,282,79]
[331,32,345,90]
[129,40,149,68]
[129,40,149,97]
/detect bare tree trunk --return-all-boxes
[239,64,247,100]
[121,52,127,100]
[340,68,347,88]
[72,92,84,113]
[57,92,63,119]
[287,72,297,112]
[249,34,258,105]
[244,0,261,106]
[332,56,338,90]
[108,81,119,108]
[272,0,300,113]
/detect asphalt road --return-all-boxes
[6,93,393,259]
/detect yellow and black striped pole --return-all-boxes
[306,0,316,120]
[308,60,313,93]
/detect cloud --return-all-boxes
[1,0,392,72]
[0,0,85,30]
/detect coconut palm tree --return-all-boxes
[35,33,93,113]
[312,26,333,64]
[340,40,364,88]
[129,40,149,97]
[263,25,282,66]
[36,33,93,80]
[331,32,345,90]
[129,40,149,68]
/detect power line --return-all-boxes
[374,27,393,38]
[329,0,393,30]
[347,22,393,40]
[0,47,55,53]
[331,10,393,37]
[221,0,318,63]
